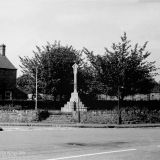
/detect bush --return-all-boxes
[36,110,50,121]
[121,107,160,124]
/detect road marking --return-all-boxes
[47,148,137,160]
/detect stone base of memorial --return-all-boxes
[61,91,87,112]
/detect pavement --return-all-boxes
[0,126,160,159]
[1,122,160,128]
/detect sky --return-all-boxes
[0,0,160,81]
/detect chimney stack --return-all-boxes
[0,44,6,56]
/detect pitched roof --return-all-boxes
[0,55,16,70]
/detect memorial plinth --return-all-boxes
[61,91,87,112]
[61,63,87,112]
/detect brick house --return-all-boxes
[0,44,27,100]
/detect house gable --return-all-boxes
[0,44,17,99]
[0,44,16,70]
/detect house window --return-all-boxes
[5,91,12,100]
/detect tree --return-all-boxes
[77,63,104,99]
[19,41,86,101]
[17,74,34,94]
[83,33,157,100]
[20,42,82,100]
[84,33,157,124]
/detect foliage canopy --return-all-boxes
[83,33,157,99]
[19,42,90,100]
[18,33,158,101]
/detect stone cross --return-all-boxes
[72,63,78,92]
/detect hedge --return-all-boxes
[0,100,160,111]
[83,100,160,110]
[0,100,66,110]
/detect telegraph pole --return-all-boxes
[35,67,38,111]
[117,86,120,124]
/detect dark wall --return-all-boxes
[13,88,27,100]
[0,69,16,89]
[0,69,27,100]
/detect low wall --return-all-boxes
[0,107,160,124]
[73,108,160,124]
[0,110,38,123]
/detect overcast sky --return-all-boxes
[0,0,160,81]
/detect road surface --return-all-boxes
[0,126,160,160]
